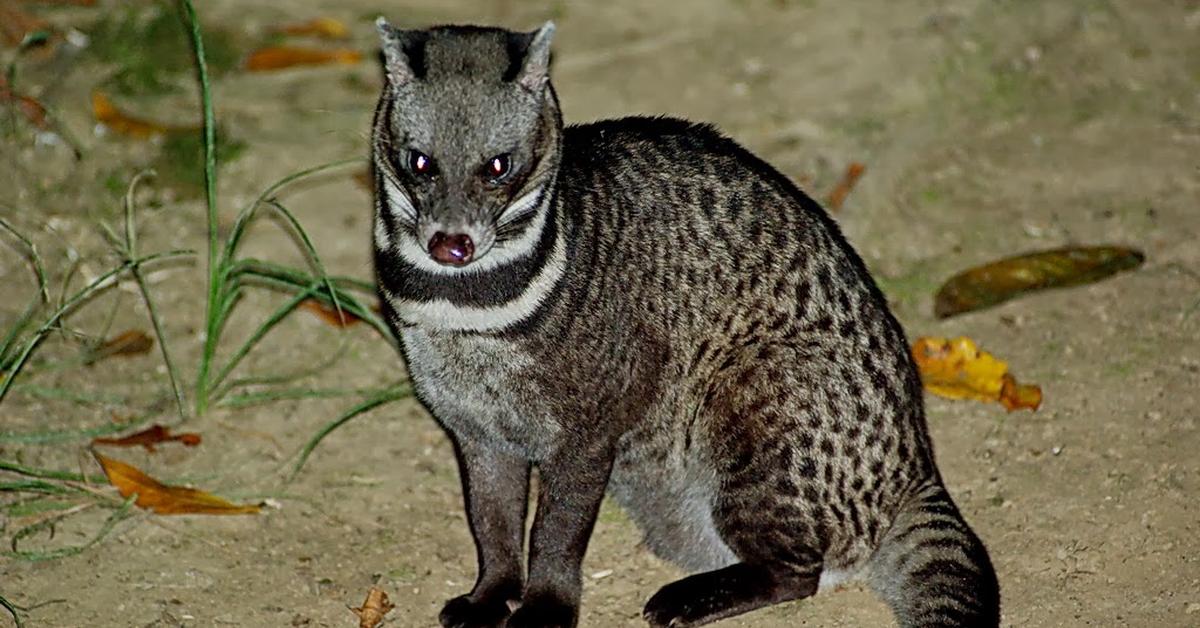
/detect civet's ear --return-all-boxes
[376,17,422,87]
[516,21,555,93]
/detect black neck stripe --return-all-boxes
[375,187,558,308]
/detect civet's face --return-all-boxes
[372,22,558,274]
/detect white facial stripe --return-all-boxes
[385,230,566,332]
[496,186,544,225]
[392,183,551,276]
[381,176,417,223]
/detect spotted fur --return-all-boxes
[371,20,999,628]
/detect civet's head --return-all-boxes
[372,20,561,274]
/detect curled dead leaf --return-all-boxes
[911,336,1041,412]
[85,329,153,364]
[94,452,261,515]
[278,17,350,40]
[351,587,394,628]
[244,46,362,71]
[934,245,1145,318]
[92,425,201,452]
[0,78,49,129]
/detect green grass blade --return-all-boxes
[0,414,152,445]
[0,480,75,495]
[0,216,49,303]
[178,0,220,417]
[206,287,315,398]
[286,385,412,483]
[6,495,135,562]
[0,299,41,371]
[217,386,394,409]
[0,216,50,370]
[0,460,106,484]
[260,198,343,321]
[221,158,362,264]
[0,592,22,628]
[8,384,126,406]
[122,172,188,421]
[232,261,392,343]
[0,249,193,405]
[211,339,350,402]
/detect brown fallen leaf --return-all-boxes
[94,452,261,515]
[934,245,1145,318]
[92,425,202,452]
[911,336,1041,412]
[277,17,350,40]
[85,329,153,364]
[91,91,194,139]
[300,298,363,328]
[825,161,866,211]
[244,46,362,71]
[350,587,394,628]
[0,75,49,129]
[0,0,49,47]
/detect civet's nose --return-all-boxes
[427,231,475,266]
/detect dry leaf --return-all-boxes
[934,245,1145,318]
[91,91,190,139]
[351,587,395,628]
[0,76,48,129]
[825,161,866,211]
[998,374,1042,412]
[94,452,261,515]
[244,46,362,71]
[85,329,153,364]
[0,0,49,47]
[300,298,363,328]
[92,425,201,452]
[911,336,1041,412]
[278,17,350,40]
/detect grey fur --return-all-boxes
[371,22,999,628]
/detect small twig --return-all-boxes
[825,161,866,211]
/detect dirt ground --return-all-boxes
[2,0,1198,626]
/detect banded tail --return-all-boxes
[868,481,1001,627]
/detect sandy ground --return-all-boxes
[2,0,1199,626]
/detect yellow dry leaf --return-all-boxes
[278,17,350,40]
[91,91,174,139]
[351,586,395,628]
[94,452,260,515]
[911,336,1041,411]
[244,46,362,71]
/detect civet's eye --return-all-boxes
[486,154,511,180]
[408,150,433,176]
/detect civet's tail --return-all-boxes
[867,481,1000,627]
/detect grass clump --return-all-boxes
[1,0,406,577]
